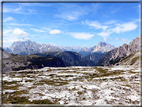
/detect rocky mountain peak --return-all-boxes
[97,42,107,47]
[122,43,128,51]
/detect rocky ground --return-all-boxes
[2,66,140,106]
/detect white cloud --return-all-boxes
[54,4,87,21]
[3,17,14,22]
[98,31,112,38]
[84,20,108,30]
[97,21,138,39]
[3,28,29,46]
[3,4,35,15]
[55,11,85,21]
[20,3,51,7]
[49,29,61,34]
[115,38,119,40]
[49,43,56,46]
[15,6,22,12]
[3,38,29,44]
[121,38,128,43]
[13,28,29,37]
[69,32,95,40]
[3,7,12,13]
[3,29,12,35]
[31,28,45,32]
[4,23,32,26]
[3,4,22,13]
[112,22,137,33]
[104,20,117,25]
[104,38,107,41]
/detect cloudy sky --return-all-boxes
[3,3,139,47]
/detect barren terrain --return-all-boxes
[3,66,140,106]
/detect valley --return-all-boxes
[1,36,141,105]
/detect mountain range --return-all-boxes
[2,35,141,72]
[4,40,115,56]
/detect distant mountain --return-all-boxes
[60,42,115,55]
[96,36,141,66]
[6,40,63,55]
[87,42,115,53]
[5,40,115,56]
[59,46,83,53]
[34,51,95,66]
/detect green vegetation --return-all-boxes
[95,67,108,73]
[77,91,83,95]
[29,55,40,57]
[122,54,134,62]
[3,81,19,85]
[3,95,30,104]
[130,56,139,65]
[35,79,69,86]
[32,99,53,104]
[3,94,53,104]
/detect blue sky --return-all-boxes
[3,3,140,48]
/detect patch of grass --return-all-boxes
[29,55,40,58]
[3,84,22,90]
[125,99,140,104]
[122,54,134,62]
[122,84,131,88]
[3,81,19,85]
[14,90,29,95]
[25,80,34,82]
[85,69,124,79]
[37,79,69,86]
[77,91,83,95]
[95,67,108,73]
[129,70,136,74]
[26,75,35,78]
[3,95,30,104]
[49,74,57,77]
[31,99,53,104]
[130,56,139,65]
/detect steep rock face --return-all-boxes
[96,36,140,66]
[84,52,106,64]
[119,51,140,68]
[34,51,95,66]
[105,50,140,68]
[128,36,140,53]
